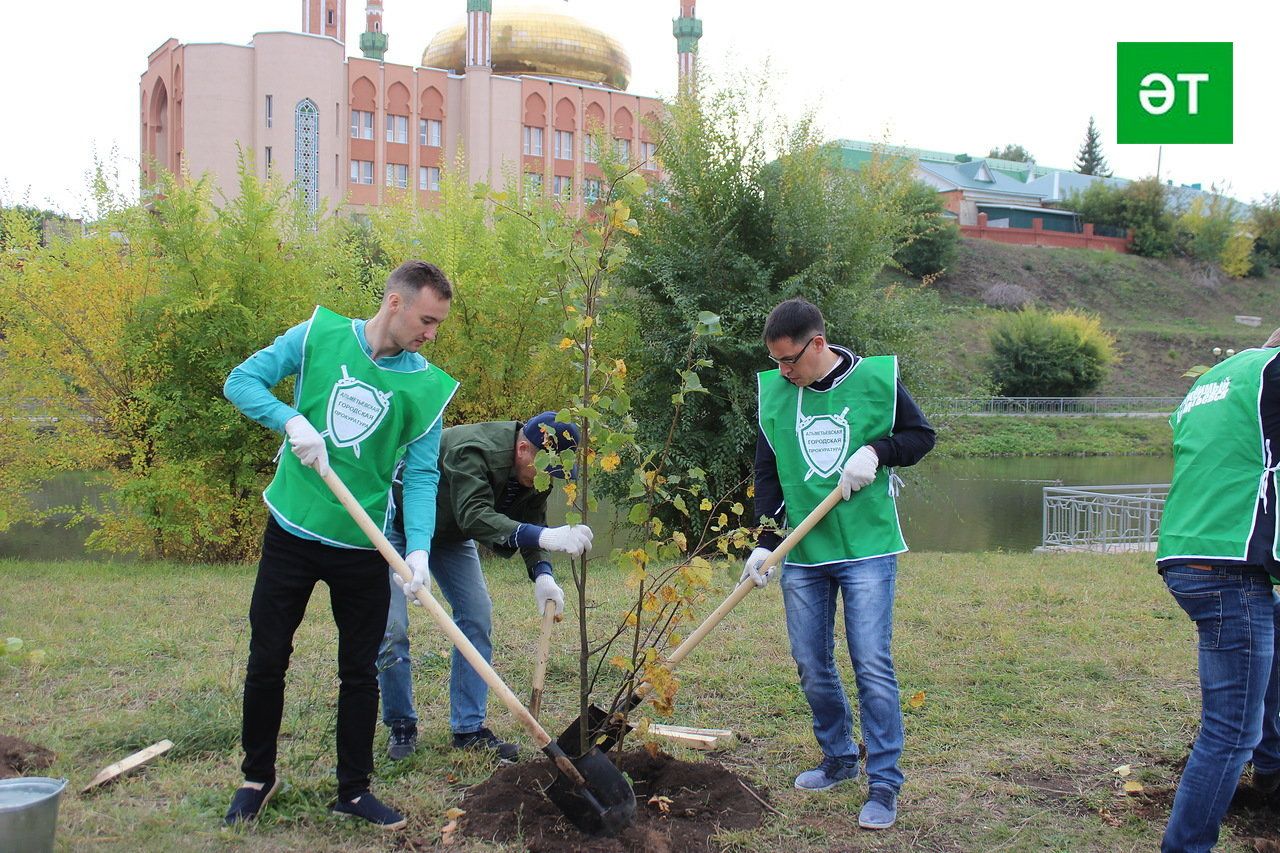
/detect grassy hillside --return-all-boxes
[903,240,1280,396]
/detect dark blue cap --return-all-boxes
[523,412,580,479]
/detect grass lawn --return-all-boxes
[0,551,1269,851]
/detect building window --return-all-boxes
[554,130,573,161]
[265,94,273,128]
[351,110,373,140]
[265,146,273,175]
[349,159,374,185]
[553,175,573,200]
[524,172,544,198]
[386,114,408,144]
[385,163,408,188]
[523,126,544,157]
[420,118,442,147]
[294,99,320,213]
[420,166,441,191]
[583,136,599,164]
[614,138,631,163]
[640,141,658,169]
[584,178,602,204]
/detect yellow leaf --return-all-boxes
[1114,764,1132,777]
[444,807,466,820]
[908,690,926,709]
[651,518,663,537]
[699,498,713,511]
[625,612,638,627]
[1122,780,1144,794]
[609,655,631,669]
[718,513,729,527]
[746,483,755,498]
[730,502,744,515]
[600,452,621,472]
[672,531,687,552]
[614,358,628,377]
[668,632,682,647]
[558,337,574,350]
[563,482,578,505]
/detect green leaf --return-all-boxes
[4,638,23,655]
[628,503,650,525]
[696,311,722,335]
[672,495,688,515]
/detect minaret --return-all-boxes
[463,0,494,187]
[465,0,493,69]
[302,0,347,43]
[673,0,702,92]
[359,0,388,60]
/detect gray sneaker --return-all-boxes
[794,755,859,791]
[387,723,417,761]
[858,784,898,829]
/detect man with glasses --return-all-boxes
[742,297,935,831]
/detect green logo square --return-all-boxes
[1117,42,1232,144]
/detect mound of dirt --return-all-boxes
[0,734,55,779]
[457,748,769,853]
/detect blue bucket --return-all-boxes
[0,777,67,853]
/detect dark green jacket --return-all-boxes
[396,421,553,575]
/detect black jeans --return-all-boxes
[240,515,390,798]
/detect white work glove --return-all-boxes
[533,573,565,618]
[839,445,879,500]
[401,550,429,604]
[284,415,330,477]
[538,524,594,556]
[739,547,774,588]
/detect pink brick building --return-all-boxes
[139,1,703,216]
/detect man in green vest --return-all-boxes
[377,413,590,762]
[743,297,935,831]
[1156,330,1280,853]
[221,261,458,831]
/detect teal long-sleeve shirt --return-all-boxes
[223,318,441,553]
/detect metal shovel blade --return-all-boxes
[542,743,636,837]
[557,702,635,756]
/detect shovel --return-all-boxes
[320,469,636,837]
[559,483,845,754]
[529,600,560,720]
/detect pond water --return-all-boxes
[0,455,1174,561]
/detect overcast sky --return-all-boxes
[2,0,1276,215]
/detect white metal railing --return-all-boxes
[1041,483,1169,552]
[926,397,1181,416]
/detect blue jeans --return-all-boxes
[377,532,494,733]
[779,554,905,792]
[1161,567,1279,853]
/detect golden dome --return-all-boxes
[422,9,632,90]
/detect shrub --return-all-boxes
[988,309,1117,397]
[1066,177,1175,258]
[894,181,959,278]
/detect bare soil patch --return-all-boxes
[0,734,55,779]
[455,748,769,853]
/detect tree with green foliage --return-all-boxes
[1074,116,1112,177]
[617,79,942,510]
[988,309,1117,397]
[1067,177,1176,258]
[1250,193,1280,271]
[987,144,1034,163]
[894,181,959,279]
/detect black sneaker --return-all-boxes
[331,790,407,830]
[224,777,280,826]
[452,727,520,762]
[387,722,418,761]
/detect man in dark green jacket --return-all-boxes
[377,413,591,760]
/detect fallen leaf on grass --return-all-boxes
[440,819,458,846]
[444,807,465,820]
[1098,807,1122,827]
[445,772,458,784]
[1122,780,1144,794]
[643,740,661,758]
[908,690,926,709]
[1113,764,1132,777]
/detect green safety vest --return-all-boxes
[263,306,458,548]
[758,355,906,565]
[1157,347,1280,565]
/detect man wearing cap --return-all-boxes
[377,412,591,760]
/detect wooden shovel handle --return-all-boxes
[633,484,844,701]
[320,469,558,753]
[530,600,558,719]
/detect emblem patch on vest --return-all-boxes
[325,365,394,459]
[797,406,850,480]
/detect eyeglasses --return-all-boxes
[768,335,817,366]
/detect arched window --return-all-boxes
[295,99,320,214]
